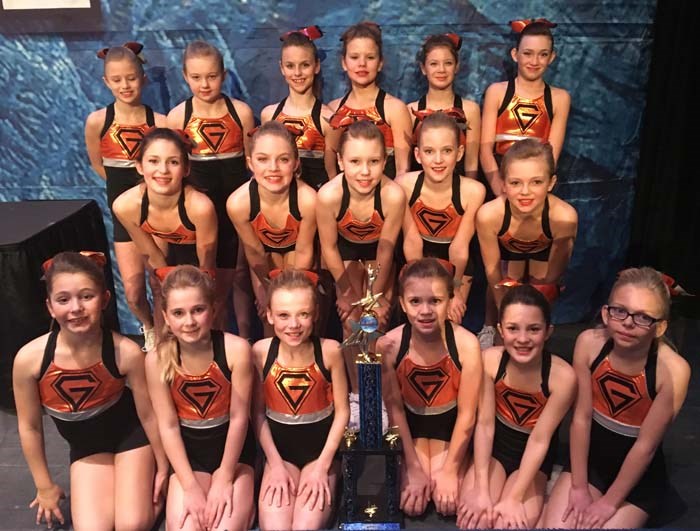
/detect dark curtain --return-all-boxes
[628,0,700,311]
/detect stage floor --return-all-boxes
[1,319,698,530]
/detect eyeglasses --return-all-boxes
[605,305,662,328]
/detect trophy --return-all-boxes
[340,263,402,530]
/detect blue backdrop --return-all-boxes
[0,1,656,332]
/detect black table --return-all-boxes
[0,200,118,409]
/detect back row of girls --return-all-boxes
[85,19,570,343]
[14,255,689,530]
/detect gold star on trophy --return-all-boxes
[341,263,383,362]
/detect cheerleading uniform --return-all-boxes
[183,95,248,267]
[249,178,301,255]
[580,339,667,515]
[262,336,334,469]
[170,330,256,473]
[394,322,461,442]
[100,103,155,241]
[492,350,558,477]
[494,78,553,160]
[336,177,384,262]
[139,186,198,266]
[38,329,148,463]
[332,89,396,178]
[497,197,553,262]
[271,98,328,190]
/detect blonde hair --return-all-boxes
[183,40,224,72]
[157,265,215,383]
[610,267,671,320]
[267,269,318,310]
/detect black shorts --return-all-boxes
[52,389,150,464]
[181,421,257,474]
[405,406,457,442]
[189,158,249,268]
[299,157,329,191]
[165,243,199,267]
[268,413,335,469]
[492,418,557,478]
[106,167,141,242]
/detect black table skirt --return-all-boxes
[0,200,118,409]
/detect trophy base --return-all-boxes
[341,523,401,530]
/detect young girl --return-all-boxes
[397,112,486,324]
[408,33,481,178]
[480,20,571,196]
[476,138,577,312]
[168,40,256,337]
[326,21,413,179]
[542,268,690,529]
[227,121,317,331]
[379,258,482,517]
[252,269,349,530]
[84,42,167,344]
[13,251,168,530]
[145,265,256,531]
[113,127,218,337]
[317,120,405,392]
[260,26,336,190]
[457,285,576,529]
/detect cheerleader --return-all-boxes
[13,251,167,530]
[542,268,690,529]
[252,269,349,530]
[408,33,481,178]
[326,21,413,179]
[145,265,256,531]
[260,25,336,190]
[227,121,317,333]
[167,40,255,338]
[380,258,482,517]
[458,285,575,529]
[397,112,485,323]
[84,42,167,347]
[480,19,571,196]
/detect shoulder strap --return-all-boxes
[497,199,512,237]
[452,171,465,215]
[39,328,59,379]
[498,78,516,117]
[212,330,232,380]
[311,98,324,134]
[645,340,658,400]
[102,329,122,378]
[224,95,244,131]
[271,98,287,121]
[541,350,552,397]
[495,349,510,381]
[453,93,463,109]
[445,321,462,370]
[590,338,614,372]
[289,178,301,219]
[262,337,280,380]
[544,83,554,121]
[313,336,332,382]
[179,187,196,231]
[394,323,412,368]
[418,94,427,110]
[336,91,351,110]
[408,172,425,206]
[376,89,387,122]
[374,181,384,219]
[100,103,115,138]
[184,97,194,128]
[139,187,150,225]
[249,179,261,221]
[542,196,553,239]
[336,176,350,221]
[144,105,155,127]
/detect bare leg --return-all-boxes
[114,242,152,328]
[69,453,115,531]
[114,445,160,530]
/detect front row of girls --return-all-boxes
[14,252,690,530]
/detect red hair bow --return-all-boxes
[172,129,196,153]
[509,18,557,33]
[328,113,385,130]
[443,33,462,50]
[42,251,107,273]
[411,107,467,145]
[268,268,320,286]
[280,25,323,42]
[96,41,145,61]
[153,266,216,283]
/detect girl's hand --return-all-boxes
[580,496,616,529]
[457,487,493,529]
[263,463,297,508]
[562,484,594,528]
[29,484,65,529]
[432,467,459,515]
[179,482,207,530]
[448,291,467,323]
[374,295,392,330]
[336,287,360,322]
[400,464,431,517]
[205,469,234,530]
[152,463,169,505]
[493,497,529,529]
[297,462,332,512]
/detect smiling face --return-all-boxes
[602,284,668,349]
[163,286,214,346]
[503,156,555,214]
[338,136,386,195]
[136,138,188,196]
[103,57,144,105]
[183,54,225,104]
[280,44,319,95]
[46,272,109,334]
[267,286,316,347]
[512,35,555,82]
[247,132,298,193]
[341,37,382,87]
[498,302,552,364]
[420,45,458,91]
[416,125,463,184]
[399,276,450,336]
